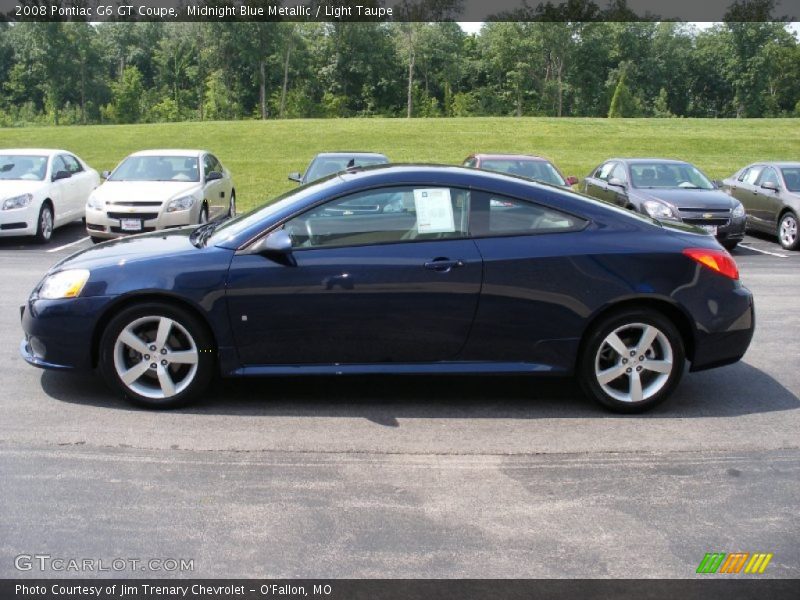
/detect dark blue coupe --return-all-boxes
[21,166,754,412]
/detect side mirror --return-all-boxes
[761,181,779,192]
[52,170,71,181]
[249,229,296,266]
[607,177,626,188]
[206,171,222,182]
[565,176,579,186]
[101,170,111,179]
[288,172,302,183]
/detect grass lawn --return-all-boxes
[2,117,798,211]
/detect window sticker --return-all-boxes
[414,188,455,233]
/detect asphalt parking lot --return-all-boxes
[0,222,798,578]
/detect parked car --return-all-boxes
[582,158,746,250]
[289,152,389,185]
[21,165,754,413]
[721,161,800,250]
[85,149,234,243]
[462,153,578,188]
[0,149,99,243]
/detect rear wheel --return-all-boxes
[579,309,685,413]
[33,203,53,244]
[99,303,214,409]
[778,211,799,250]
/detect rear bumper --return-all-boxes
[690,285,755,372]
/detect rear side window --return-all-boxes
[472,192,586,236]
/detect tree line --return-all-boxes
[0,19,798,127]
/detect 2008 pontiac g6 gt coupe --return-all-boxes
[21,165,754,413]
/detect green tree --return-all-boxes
[112,66,144,123]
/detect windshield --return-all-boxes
[480,159,566,186]
[209,181,328,245]
[0,155,48,181]
[629,162,714,190]
[781,167,800,192]
[109,155,200,182]
[305,155,388,182]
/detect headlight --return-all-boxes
[643,200,679,220]
[166,195,196,213]
[38,269,90,300]
[732,202,745,218]
[86,195,103,210]
[2,193,33,210]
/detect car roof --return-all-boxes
[471,153,550,162]
[610,158,691,165]
[312,152,388,159]
[0,148,70,156]
[762,161,800,167]
[129,149,207,157]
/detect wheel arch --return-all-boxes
[577,297,696,369]
[90,293,218,368]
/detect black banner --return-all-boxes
[3,579,800,600]
[1,0,798,23]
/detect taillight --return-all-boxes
[682,248,739,280]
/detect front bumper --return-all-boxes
[714,216,747,244]
[85,207,194,239]
[20,296,114,370]
[0,204,37,237]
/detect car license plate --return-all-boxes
[120,218,142,232]
[701,225,717,235]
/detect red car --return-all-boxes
[463,153,578,188]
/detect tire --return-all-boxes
[228,191,236,218]
[90,236,104,244]
[777,211,799,251]
[98,302,215,409]
[578,308,685,413]
[722,241,739,251]
[199,204,209,224]
[33,203,53,244]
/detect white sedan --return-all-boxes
[85,149,235,242]
[0,149,99,243]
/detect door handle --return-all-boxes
[424,258,465,272]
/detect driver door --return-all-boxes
[225,186,483,365]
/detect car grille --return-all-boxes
[109,202,162,207]
[107,212,160,221]
[677,207,730,227]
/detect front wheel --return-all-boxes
[722,240,739,251]
[33,203,53,244]
[198,204,209,225]
[778,211,799,250]
[98,303,215,409]
[579,309,685,413]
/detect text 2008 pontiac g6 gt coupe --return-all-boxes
[21,165,754,413]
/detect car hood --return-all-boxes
[93,181,200,203]
[51,228,202,272]
[632,188,735,209]
[0,180,47,198]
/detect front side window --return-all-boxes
[756,167,779,187]
[60,154,83,174]
[473,192,586,236]
[610,163,628,184]
[283,186,470,249]
[305,156,388,183]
